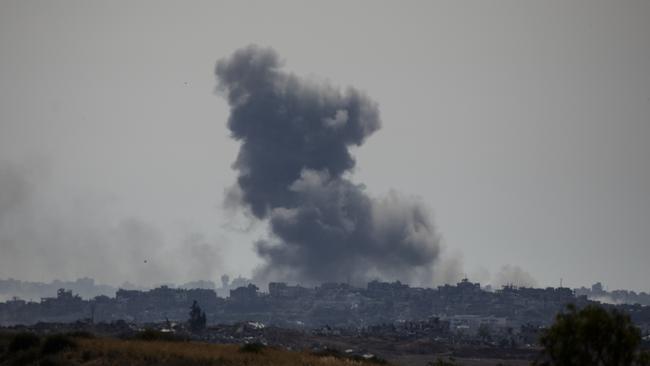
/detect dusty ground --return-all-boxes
[390,354,531,366]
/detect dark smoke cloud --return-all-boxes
[216,45,441,286]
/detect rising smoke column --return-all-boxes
[216,45,441,286]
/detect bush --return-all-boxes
[7,332,40,353]
[7,348,39,366]
[239,342,265,353]
[311,348,343,358]
[536,304,645,365]
[64,330,95,339]
[133,328,187,342]
[39,354,74,366]
[81,349,96,362]
[41,334,77,355]
[0,332,13,354]
[638,352,650,366]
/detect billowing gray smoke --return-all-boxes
[217,45,441,286]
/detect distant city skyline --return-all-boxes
[2,275,649,308]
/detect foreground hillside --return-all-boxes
[0,332,387,366]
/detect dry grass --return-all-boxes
[61,338,379,366]
[0,331,388,366]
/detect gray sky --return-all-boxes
[1,1,649,291]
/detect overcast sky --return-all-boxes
[1,1,649,291]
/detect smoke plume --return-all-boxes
[493,264,538,288]
[216,45,441,286]
[0,159,223,288]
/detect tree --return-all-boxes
[477,323,492,343]
[536,304,649,366]
[188,300,206,332]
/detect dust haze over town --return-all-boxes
[1,1,650,300]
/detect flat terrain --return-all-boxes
[0,328,539,366]
[390,354,531,366]
[0,333,389,366]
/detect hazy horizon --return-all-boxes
[1,1,649,292]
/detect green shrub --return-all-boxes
[7,348,39,366]
[81,349,95,362]
[239,342,265,353]
[536,304,643,366]
[41,334,77,355]
[0,332,13,354]
[40,354,75,366]
[311,348,343,358]
[7,332,40,353]
[64,330,95,339]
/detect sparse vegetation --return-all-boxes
[133,328,186,342]
[7,332,40,354]
[40,334,77,355]
[311,347,388,364]
[350,354,388,364]
[311,348,344,358]
[427,358,459,366]
[64,331,95,339]
[0,332,384,365]
[239,342,265,353]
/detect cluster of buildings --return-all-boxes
[0,278,604,330]
[2,279,647,362]
[574,282,650,306]
[2,278,649,354]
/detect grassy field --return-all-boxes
[0,332,388,366]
